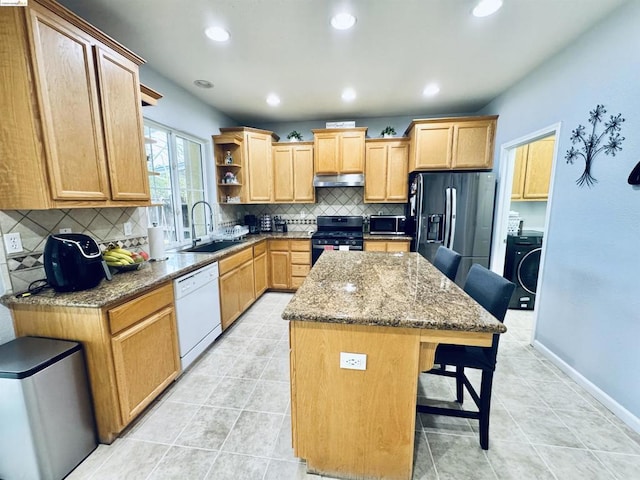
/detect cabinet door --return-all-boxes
[95,46,150,201]
[270,251,290,289]
[412,123,453,170]
[523,137,554,200]
[511,144,528,200]
[237,260,256,312]
[364,241,387,252]
[254,253,268,297]
[340,131,365,173]
[386,142,409,202]
[273,145,294,202]
[293,145,315,202]
[451,120,495,170]
[314,133,339,174]
[111,306,180,424]
[364,143,387,202]
[29,6,110,201]
[386,240,410,252]
[246,133,272,202]
[220,270,240,330]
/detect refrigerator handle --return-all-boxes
[449,187,457,249]
[444,188,452,248]
[415,175,423,248]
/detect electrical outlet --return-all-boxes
[59,227,72,234]
[4,232,23,254]
[123,222,133,236]
[340,352,367,371]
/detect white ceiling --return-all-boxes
[58,0,626,125]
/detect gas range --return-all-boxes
[311,216,364,265]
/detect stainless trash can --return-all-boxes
[0,337,97,480]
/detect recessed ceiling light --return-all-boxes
[205,26,230,42]
[472,0,503,17]
[341,88,356,102]
[266,93,281,106]
[331,12,356,30]
[422,83,440,97]
[193,79,214,89]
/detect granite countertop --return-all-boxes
[282,251,506,334]
[363,233,413,241]
[1,232,312,309]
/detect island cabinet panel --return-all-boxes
[406,116,497,172]
[0,1,151,209]
[290,321,420,480]
[10,281,179,444]
[312,128,367,174]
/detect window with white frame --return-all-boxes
[144,121,209,248]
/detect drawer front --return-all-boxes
[109,282,174,335]
[290,240,310,252]
[269,239,289,251]
[386,241,410,252]
[291,264,310,277]
[219,246,253,275]
[253,240,267,257]
[290,251,310,265]
[291,276,306,289]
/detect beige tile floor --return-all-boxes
[68,292,640,479]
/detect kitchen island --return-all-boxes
[283,251,506,480]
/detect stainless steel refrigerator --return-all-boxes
[407,172,496,286]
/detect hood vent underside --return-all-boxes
[313,173,365,187]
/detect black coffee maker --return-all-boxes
[244,214,259,234]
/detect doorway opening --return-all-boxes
[491,123,561,322]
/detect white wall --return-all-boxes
[481,1,640,425]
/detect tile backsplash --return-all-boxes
[0,207,147,293]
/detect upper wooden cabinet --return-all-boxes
[273,142,315,203]
[213,127,279,204]
[364,139,409,203]
[406,116,497,172]
[312,128,367,174]
[512,136,555,201]
[0,0,150,210]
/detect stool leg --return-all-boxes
[455,366,464,404]
[479,369,494,450]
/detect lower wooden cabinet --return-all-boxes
[364,240,411,252]
[269,239,311,290]
[253,240,268,297]
[219,246,256,330]
[10,282,179,443]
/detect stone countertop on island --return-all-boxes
[282,251,506,334]
[1,232,313,309]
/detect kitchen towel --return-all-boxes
[148,226,166,260]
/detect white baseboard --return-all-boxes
[533,340,640,435]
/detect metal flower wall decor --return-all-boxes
[565,104,625,187]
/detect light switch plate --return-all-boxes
[59,228,72,234]
[4,232,23,254]
[123,222,133,236]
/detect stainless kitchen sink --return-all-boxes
[179,240,246,253]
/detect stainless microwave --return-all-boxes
[369,215,407,235]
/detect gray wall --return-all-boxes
[481,1,640,423]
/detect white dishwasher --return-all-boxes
[173,262,222,370]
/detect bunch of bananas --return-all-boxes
[102,247,146,267]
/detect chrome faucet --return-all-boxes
[190,200,214,247]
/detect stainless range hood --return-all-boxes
[313,173,365,187]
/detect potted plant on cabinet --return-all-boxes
[381,126,396,138]
[287,131,303,142]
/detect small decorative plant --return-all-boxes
[287,131,303,141]
[381,126,396,138]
